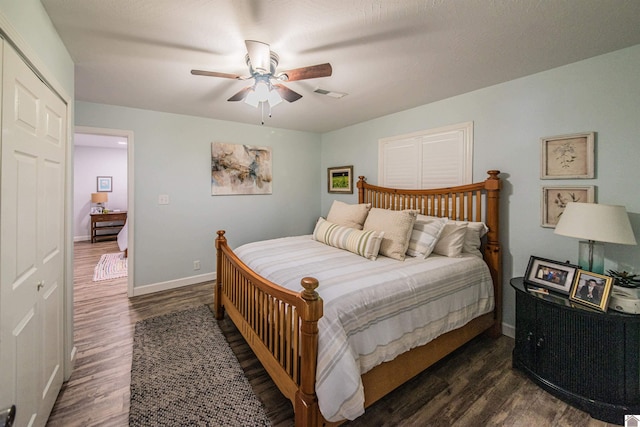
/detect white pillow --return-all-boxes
[450,220,489,258]
[326,200,371,230]
[406,217,448,258]
[363,208,417,261]
[433,222,468,257]
[313,217,384,260]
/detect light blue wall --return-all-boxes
[0,0,74,94]
[75,102,322,286]
[321,44,640,328]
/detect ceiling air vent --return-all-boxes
[314,88,347,99]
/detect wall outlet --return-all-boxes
[193,260,201,270]
[158,194,170,205]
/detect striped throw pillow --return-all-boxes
[313,217,384,260]
[406,217,448,258]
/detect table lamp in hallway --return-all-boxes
[91,192,108,214]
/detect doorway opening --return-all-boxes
[73,126,134,296]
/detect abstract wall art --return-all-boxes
[211,142,272,195]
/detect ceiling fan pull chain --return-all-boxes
[261,102,265,125]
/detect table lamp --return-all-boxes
[91,192,108,213]
[554,202,637,274]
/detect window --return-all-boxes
[378,122,473,189]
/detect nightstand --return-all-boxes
[90,211,127,243]
[511,277,640,424]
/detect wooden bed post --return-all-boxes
[357,176,366,203]
[295,277,323,427]
[483,170,502,337]
[214,230,226,320]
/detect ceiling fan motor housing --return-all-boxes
[245,52,279,77]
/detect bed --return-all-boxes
[117,219,128,257]
[214,170,502,426]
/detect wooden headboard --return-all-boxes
[357,170,502,336]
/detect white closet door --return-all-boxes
[0,40,67,427]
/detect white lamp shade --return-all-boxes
[244,90,259,107]
[254,81,270,102]
[267,88,282,107]
[554,202,637,245]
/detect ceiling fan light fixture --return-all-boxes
[254,80,270,102]
[244,90,259,108]
[267,89,282,107]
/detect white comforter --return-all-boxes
[234,235,494,422]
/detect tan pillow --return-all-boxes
[433,222,468,257]
[326,200,371,230]
[313,217,384,260]
[363,208,417,260]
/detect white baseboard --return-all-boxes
[502,321,515,339]
[131,272,216,296]
[74,235,90,242]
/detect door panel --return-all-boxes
[15,309,39,426]
[0,40,67,427]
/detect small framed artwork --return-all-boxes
[541,132,595,179]
[328,166,353,194]
[569,270,613,312]
[541,186,595,228]
[97,176,112,192]
[524,256,580,295]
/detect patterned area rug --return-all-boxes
[92,252,127,281]
[129,306,271,426]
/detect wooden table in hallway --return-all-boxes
[90,211,127,243]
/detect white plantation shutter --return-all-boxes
[379,138,420,188]
[379,122,473,189]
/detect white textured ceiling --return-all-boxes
[42,0,640,133]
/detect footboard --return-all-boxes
[215,231,323,426]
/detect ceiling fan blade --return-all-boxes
[279,63,332,82]
[227,86,253,102]
[273,84,302,102]
[245,40,271,74]
[191,69,245,80]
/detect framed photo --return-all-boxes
[328,165,353,194]
[97,176,112,192]
[541,132,595,179]
[541,186,595,228]
[524,256,580,295]
[569,270,613,312]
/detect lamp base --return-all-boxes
[578,240,604,274]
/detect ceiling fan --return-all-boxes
[191,40,332,112]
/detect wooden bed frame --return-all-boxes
[215,170,502,426]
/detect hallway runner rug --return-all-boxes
[92,252,127,281]
[129,306,272,426]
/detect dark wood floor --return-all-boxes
[47,240,615,426]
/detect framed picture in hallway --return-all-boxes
[97,176,112,192]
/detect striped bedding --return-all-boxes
[234,235,494,422]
